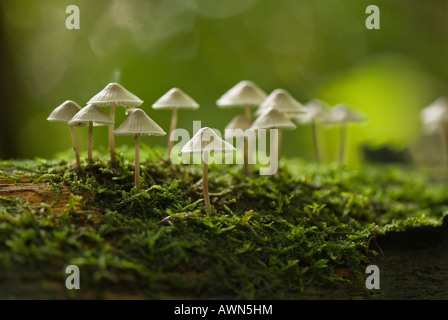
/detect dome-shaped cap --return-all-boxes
[180,127,236,155]
[217,80,267,108]
[256,89,306,116]
[68,104,114,127]
[250,108,297,131]
[321,104,367,124]
[88,83,143,107]
[225,115,252,138]
[225,115,252,131]
[47,100,82,122]
[113,108,166,136]
[296,99,330,124]
[152,88,199,110]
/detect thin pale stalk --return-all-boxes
[278,129,283,159]
[135,134,141,187]
[88,121,93,161]
[243,136,250,176]
[245,105,252,122]
[168,107,178,156]
[203,151,211,213]
[69,125,81,169]
[109,103,116,165]
[339,124,346,166]
[311,119,320,163]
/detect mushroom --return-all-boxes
[88,83,143,165]
[250,108,296,174]
[152,88,199,156]
[180,127,236,213]
[216,80,267,121]
[113,108,166,187]
[68,104,114,161]
[420,97,448,166]
[225,115,252,175]
[255,89,306,118]
[47,100,83,169]
[295,99,330,163]
[321,104,366,166]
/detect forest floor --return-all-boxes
[0,147,447,300]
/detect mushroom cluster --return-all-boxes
[47,79,368,212]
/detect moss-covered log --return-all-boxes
[0,148,447,299]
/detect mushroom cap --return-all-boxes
[250,108,297,131]
[224,115,252,138]
[113,108,166,136]
[180,127,236,155]
[321,104,367,124]
[68,104,114,127]
[152,88,199,110]
[216,80,267,108]
[88,83,143,108]
[296,99,330,124]
[225,115,252,131]
[256,89,306,116]
[420,97,448,134]
[47,100,82,122]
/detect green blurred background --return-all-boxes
[1,0,447,165]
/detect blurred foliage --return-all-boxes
[1,0,448,164]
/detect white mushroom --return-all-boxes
[113,108,166,187]
[180,127,236,213]
[420,97,448,166]
[321,104,367,166]
[250,108,297,172]
[88,83,143,165]
[152,88,199,156]
[68,104,114,161]
[295,99,330,163]
[47,100,83,169]
[217,80,267,121]
[255,89,306,117]
[225,115,252,175]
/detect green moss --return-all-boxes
[0,147,447,299]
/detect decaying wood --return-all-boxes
[0,176,91,213]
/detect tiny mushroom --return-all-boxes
[225,115,252,175]
[250,108,296,173]
[180,127,236,213]
[47,100,83,169]
[321,104,366,166]
[68,104,114,162]
[255,88,306,118]
[113,108,166,187]
[420,97,448,165]
[152,88,199,156]
[295,99,330,163]
[88,83,143,165]
[216,80,267,121]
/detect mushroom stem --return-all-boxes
[311,119,320,163]
[338,124,346,166]
[88,121,93,161]
[243,136,250,176]
[109,103,116,166]
[203,151,211,213]
[245,105,252,122]
[135,134,141,187]
[168,107,178,156]
[277,129,283,158]
[69,126,81,169]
